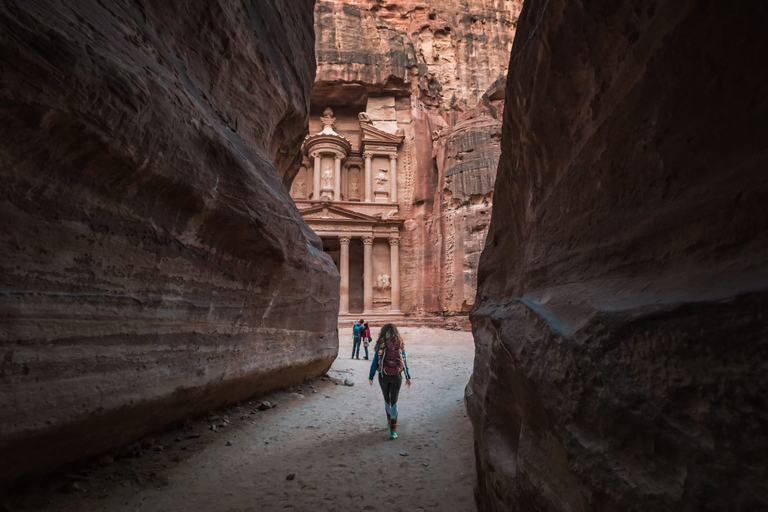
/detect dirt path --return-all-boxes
[9,327,477,512]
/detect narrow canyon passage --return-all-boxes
[15,327,476,512]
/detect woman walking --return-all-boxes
[368,323,412,439]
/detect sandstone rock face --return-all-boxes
[433,99,502,315]
[468,0,768,510]
[0,0,337,483]
[312,0,520,316]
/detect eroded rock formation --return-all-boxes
[0,0,337,483]
[309,0,520,317]
[468,0,768,510]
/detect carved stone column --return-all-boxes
[339,236,350,314]
[312,152,321,201]
[363,236,374,313]
[333,155,341,201]
[389,154,398,203]
[364,152,373,203]
[389,237,401,313]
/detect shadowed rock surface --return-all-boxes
[0,0,338,483]
[468,0,768,510]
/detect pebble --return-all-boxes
[258,401,272,411]
[186,431,201,439]
[226,440,233,446]
[344,378,354,387]
[286,473,296,481]
[154,445,163,453]
[399,451,408,457]
[423,462,430,467]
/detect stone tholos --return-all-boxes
[0,0,337,484]
[468,0,768,510]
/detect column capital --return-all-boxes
[362,236,374,245]
[388,154,397,161]
[339,236,351,245]
[388,237,400,246]
[310,151,321,159]
[363,151,374,159]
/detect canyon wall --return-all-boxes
[0,0,337,483]
[468,0,768,510]
[313,0,520,316]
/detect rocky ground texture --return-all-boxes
[0,0,338,484]
[468,0,768,511]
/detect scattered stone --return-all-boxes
[313,390,318,393]
[186,431,201,439]
[97,454,114,467]
[423,462,429,467]
[344,378,354,387]
[399,451,408,457]
[258,401,272,411]
[226,440,233,446]
[174,437,182,442]
[61,481,83,494]
[154,445,163,452]
[241,415,248,420]
[209,424,217,431]
[286,473,296,481]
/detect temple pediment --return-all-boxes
[360,123,405,146]
[299,204,384,223]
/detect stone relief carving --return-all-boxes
[294,178,306,198]
[322,167,333,189]
[320,107,336,129]
[375,169,389,190]
[375,274,391,290]
[358,112,373,124]
[349,171,360,198]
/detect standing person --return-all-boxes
[352,319,364,360]
[362,322,372,360]
[368,323,412,439]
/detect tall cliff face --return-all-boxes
[0,0,337,483]
[313,0,520,316]
[468,0,768,510]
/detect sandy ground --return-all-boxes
[6,327,477,512]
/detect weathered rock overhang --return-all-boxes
[0,0,338,484]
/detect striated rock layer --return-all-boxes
[468,0,768,510]
[312,0,520,316]
[0,0,337,483]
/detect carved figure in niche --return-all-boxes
[349,172,360,198]
[358,112,373,124]
[320,107,336,130]
[375,274,391,290]
[322,167,333,189]
[375,169,389,190]
[294,178,306,198]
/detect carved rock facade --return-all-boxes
[0,0,336,483]
[468,0,768,510]
[298,0,521,318]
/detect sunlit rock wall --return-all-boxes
[312,0,520,316]
[468,0,768,510]
[0,0,338,483]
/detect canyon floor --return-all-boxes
[7,327,476,512]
